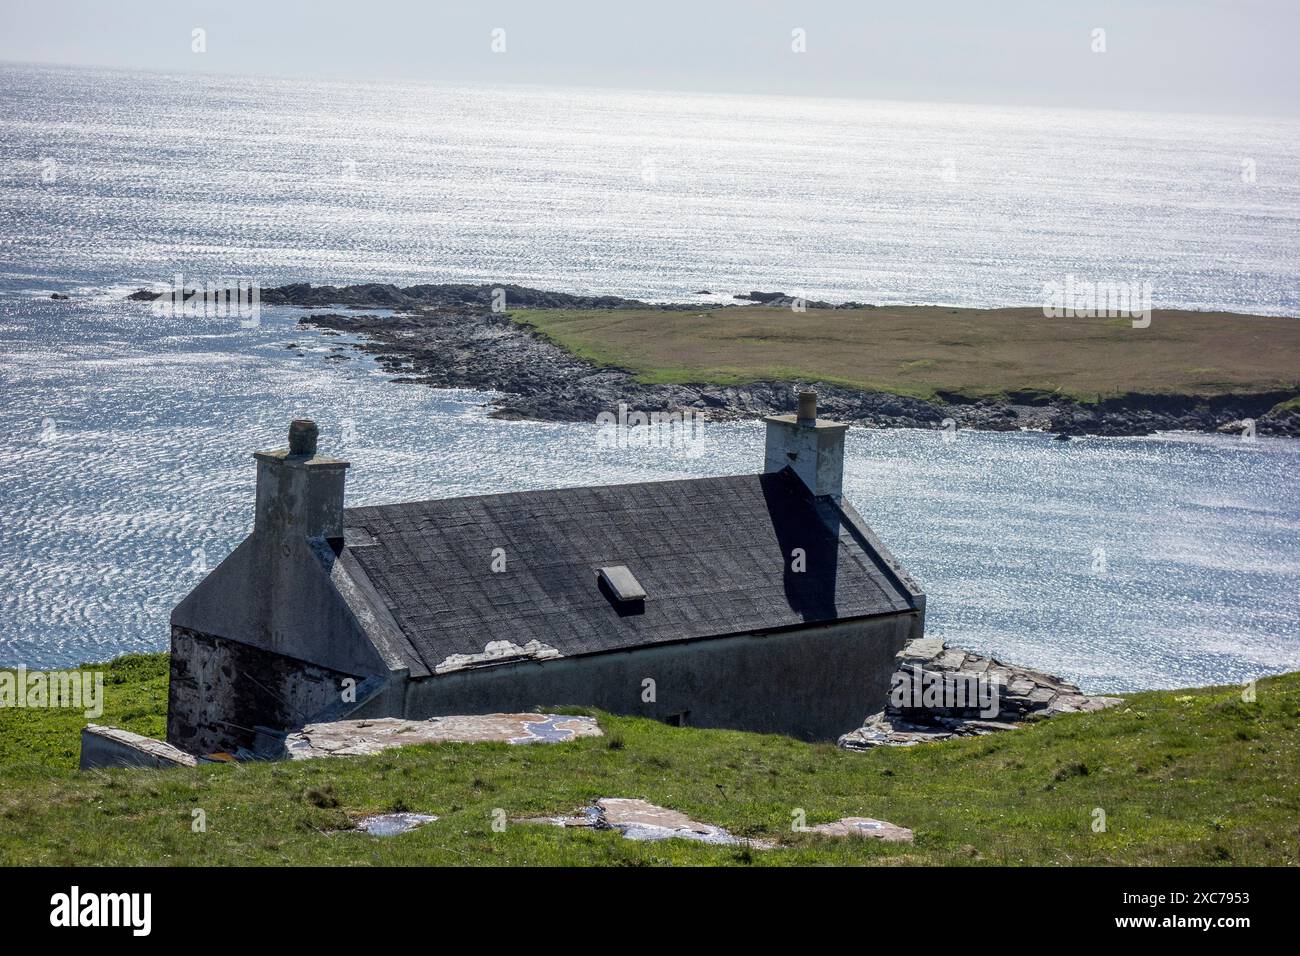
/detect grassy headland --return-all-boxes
[1,655,1296,865]
[509,306,1300,403]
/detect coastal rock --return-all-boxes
[138,281,1297,438]
[1259,402,1300,437]
[305,305,1299,436]
[838,638,1122,750]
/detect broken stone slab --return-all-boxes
[898,635,945,666]
[838,711,1029,750]
[1044,694,1123,716]
[522,798,772,848]
[80,725,199,770]
[804,817,914,842]
[838,638,1123,750]
[279,713,602,760]
[434,639,562,674]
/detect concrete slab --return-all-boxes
[80,725,199,770]
[281,713,602,760]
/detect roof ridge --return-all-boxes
[343,470,792,515]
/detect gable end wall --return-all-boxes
[167,626,363,755]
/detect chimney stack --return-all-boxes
[763,390,847,500]
[253,419,349,541]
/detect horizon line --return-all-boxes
[5,57,1299,127]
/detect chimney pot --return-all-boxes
[288,419,318,457]
[797,391,818,424]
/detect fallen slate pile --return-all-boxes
[277,713,602,760]
[838,637,1122,750]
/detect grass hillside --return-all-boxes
[509,306,1300,403]
[1,655,1297,866]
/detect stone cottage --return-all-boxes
[166,393,925,755]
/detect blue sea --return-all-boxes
[1,63,1298,689]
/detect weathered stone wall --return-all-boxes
[370,612,920,742]
[167,626,362,755]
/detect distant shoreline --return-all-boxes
[126,282,1300,438]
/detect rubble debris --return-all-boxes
[839,638,1123,750]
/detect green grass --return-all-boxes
[0,654,167,770]
[2,655,1297,865]
[509,306,1300,404]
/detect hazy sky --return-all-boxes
[2,0,1297,117]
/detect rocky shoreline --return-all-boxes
[128,282,1300,437]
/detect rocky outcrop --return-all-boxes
[838,637,1122,750]
[301,307,1300,435]
[1046,391,1300,438]
[732,290,869,309]
[128,281,652,311]
[301,308,958,425]
[124,282,1300,436]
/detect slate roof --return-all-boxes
[339,468,920,677]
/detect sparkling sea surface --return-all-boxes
[0,64,1297,688]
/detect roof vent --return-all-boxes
[597,565,647,603]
